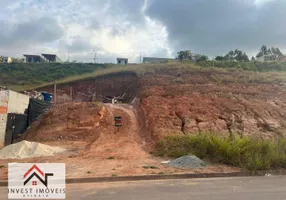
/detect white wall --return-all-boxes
[0,90,9,148]
[117,59,127,65]
[7,90,30,114]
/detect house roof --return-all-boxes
[23,54,41,57]
[41,54,56,56]
[117,58,128,60]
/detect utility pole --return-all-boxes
[54,81,57,104]
[93,50,96,63]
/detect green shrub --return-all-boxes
[155,133,286,171]
[0,63,108,89]
[197,61,286,72]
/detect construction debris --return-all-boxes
[102,93,126,104]
[23,90,44,100]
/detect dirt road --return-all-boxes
[87,103,147,160]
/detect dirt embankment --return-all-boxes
[3,102,235,179]
[24,102,105,143]
[139,69,286,140]
[35,68,286,141]
[39,71,139,103]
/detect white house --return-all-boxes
[117,58,128,65]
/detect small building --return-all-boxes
[279,56,286,62]
[41,54,62,62]
[142,57,174,64]
[23,54,45,63]
[117,58,128,65]
[0,56,13,63]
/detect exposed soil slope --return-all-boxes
[0,101,238,180]
[25,102,104,142]
[36,68,286,141]
[139,69,286,140]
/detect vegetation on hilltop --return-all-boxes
[0,62,109,90]
[1,60,286,91]
[197,60,286,71]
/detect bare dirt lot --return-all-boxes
[2,67,286,179]
[0,102,239,180]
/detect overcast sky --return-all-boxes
[0,0,285,63]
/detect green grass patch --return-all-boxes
[2,61,286,91]
[155,133,286,171]
[107,156,115,160]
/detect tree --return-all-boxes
[215,56,224,61]
[193,54,209,62]
[256,45,284,59]
[271,47,283,58]
[234,49,249,62]
[224,50,235,61]
[251,56,255,61]
[223,49,249,62]
[198,55,209,62]
[177,50,193,61]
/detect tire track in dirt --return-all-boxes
[106,103,140,138]
[87,103,147,160]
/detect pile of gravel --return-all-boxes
[0,141,66,159]
[168,155,208,169]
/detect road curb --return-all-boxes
[1,170,286,187]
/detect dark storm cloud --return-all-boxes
[109,0,145,23]
[146,0,286,56]
[0,17,63,47]
[104,0,145,36]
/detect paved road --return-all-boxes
[66,176,286,200]
[1,176,286,199]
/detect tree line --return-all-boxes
[177,45,285,62]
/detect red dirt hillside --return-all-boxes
[25,102,104,142]
[139,69,286,140]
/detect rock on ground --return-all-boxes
[168,155,208,169]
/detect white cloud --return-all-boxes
[0,0,171,63]
[2,0,284,62]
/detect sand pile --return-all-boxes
[0,141,66,159]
